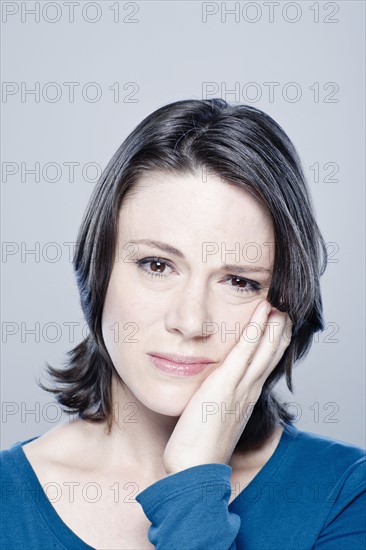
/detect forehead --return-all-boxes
[119,171,274,251]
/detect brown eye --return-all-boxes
[150,260,166,273]
[223,275,262,295]
[135,257,175,279]
[231,277,249,289]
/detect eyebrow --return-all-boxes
[127,239,273,276]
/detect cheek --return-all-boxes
[101,273,161,353]
[214,298,263,351]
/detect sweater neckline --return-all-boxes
[229,420,298,507]
[9,420,298,544]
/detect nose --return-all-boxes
[165,278,212,340]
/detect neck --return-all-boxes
[60,378,281,479]
[74,377,180,478]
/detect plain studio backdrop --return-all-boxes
[1,1,365,449]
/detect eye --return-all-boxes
[134,257,174,278]
[222,275,263,295]
[134,256,264,295]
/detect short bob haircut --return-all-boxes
[38,98,328,453]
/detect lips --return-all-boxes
[148,353,215,377]
[147,352,215,365]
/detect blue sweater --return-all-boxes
[1,421,365,549]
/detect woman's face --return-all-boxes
[102,170,275,416]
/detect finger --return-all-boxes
[220,300,272,387]
[241,312,292,389]
[265,314,293,372]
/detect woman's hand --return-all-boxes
[163,300,293,475]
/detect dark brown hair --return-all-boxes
[37,98,328,453]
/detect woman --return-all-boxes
[1,99,365,549]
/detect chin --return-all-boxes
[135,385,193,418]
[150,402,184,418]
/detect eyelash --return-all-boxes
[134,257,263,295]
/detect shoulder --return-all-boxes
[1,435,42,519]
[289,424,365,464]
[0,421,87,512]
[1,435,40,470]
[0,420,79,479]
[283,423,365,500]
[290,428,366,543]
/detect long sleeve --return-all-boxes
[3,425,365,549]
[135,463,241,550]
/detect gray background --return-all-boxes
[1,1,365,449]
